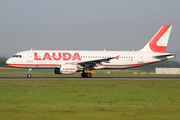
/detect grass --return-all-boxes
[0,80,180,120]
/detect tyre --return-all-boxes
[27,74,31,78]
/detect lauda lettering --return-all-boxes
[43,53,52,60]
[34,52,82,61]
[63,68,76,70]
[52,53,61,60]
[63,53,71,60]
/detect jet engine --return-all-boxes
[54,64,77,74]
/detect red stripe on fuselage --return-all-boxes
[6,63,60,66]
[97,61,158,67]
[7,61,158,68]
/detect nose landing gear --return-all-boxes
[27,68,32,78]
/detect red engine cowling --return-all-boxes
[54,65,77,74]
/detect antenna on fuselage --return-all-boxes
[30,48,33,51]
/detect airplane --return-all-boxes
[6,25,175,78]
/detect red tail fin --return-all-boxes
[139,25,172,53]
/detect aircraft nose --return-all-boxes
[6,58,13,66]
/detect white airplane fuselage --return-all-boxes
[6,25,175,78]
[6,50,174,69]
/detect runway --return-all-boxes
[0,77,180,80]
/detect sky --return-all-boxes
[0,0,180,57]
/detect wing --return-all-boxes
[77,57,114,66]
[65,57,116,67]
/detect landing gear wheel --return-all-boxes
[27,74,31,78]
[86,73,92,78]
[81,73,87,78]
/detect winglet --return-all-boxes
[115,55,120,60]
[139,25,172,53]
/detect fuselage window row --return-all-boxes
[33,56,133,59]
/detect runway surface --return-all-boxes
[0,77,180,80]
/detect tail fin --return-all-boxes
[139,25,172,53]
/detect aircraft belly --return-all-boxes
[8,62,59,69]
[98,59,159,69]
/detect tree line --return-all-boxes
[0,57,8,67]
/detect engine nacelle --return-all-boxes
[54,65,77,74]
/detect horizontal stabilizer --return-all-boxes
[153,54,175,59]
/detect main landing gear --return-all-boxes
[27,68,32,78]
[81,71,92,78]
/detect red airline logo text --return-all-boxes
[62,68,76,70]
[34,52,82,61]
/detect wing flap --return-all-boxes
[65,57,115,66]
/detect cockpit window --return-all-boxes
[13,55,22,58]
[13,55,17,57]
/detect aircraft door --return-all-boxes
[138,54,143,63]
[27,51,33,62]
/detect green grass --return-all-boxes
[0,80,180,120]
